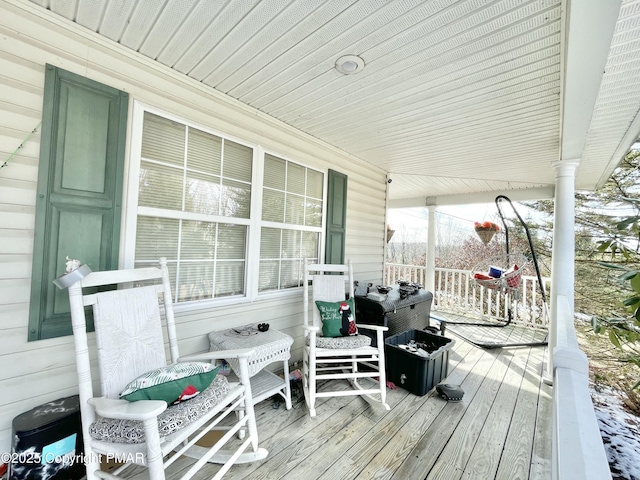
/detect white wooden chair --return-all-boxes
[302,261,390,416]
[57,258,267,480]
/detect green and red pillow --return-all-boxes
[120,362,220,405]
[315,297,358,338]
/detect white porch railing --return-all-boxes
[552,295,611,480]
[385,263,551,328]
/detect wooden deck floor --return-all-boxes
[129,319,553,480]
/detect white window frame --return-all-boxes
[253,150,326,297]
[122,101,326,311]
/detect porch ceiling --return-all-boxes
[27,0,640,205]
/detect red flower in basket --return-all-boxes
[474,221,500,245]
[474,221,500,232]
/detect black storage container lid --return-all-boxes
[362,287,433,313]
[13,395,80,435]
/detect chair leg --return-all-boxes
[304,347,317,417]
[376,329,390,410]
[282,359,292,410]
[243,392,259,452]
[142,418,165,480]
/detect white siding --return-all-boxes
[0,0,387,454]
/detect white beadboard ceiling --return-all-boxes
[27,0,640,205]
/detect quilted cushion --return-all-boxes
[90,375,229,444]
[120,362,220,404]
[306,334,372,349]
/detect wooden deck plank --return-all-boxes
[437,309,548,349]
[389,347,509,479]
[315,339,477,480]
[529,367,553,479]
[495,346,547,480]
[213,381,367,480]
[425,348,518,479]
[459,347,533,479]
[118,321,552,480]
[337,342,480,480]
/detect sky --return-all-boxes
[387,203,504,245]
[387,202,543,247]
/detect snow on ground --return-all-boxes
[591,385,640,480]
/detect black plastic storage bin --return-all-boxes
[385,329,454,396]
[355,288,433,346]
[10,395,85,480]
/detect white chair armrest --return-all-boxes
[89,397,166,421]
[178,348,256,363]
[302,325,320,333]
[355,323,389,332]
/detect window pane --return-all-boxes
[216,261,245,297]
[188,128,221,175]
[142,112,185,166]
[281,229,299,258]
[287,162,305,195]
[258,260,279,292]
[285,193,305,225]
[260,156,324,293]
[262,189,285,222]
[307,169,323,199]
[139,161,183,210]
[280,260,301,289]
[223,140,252,182]
[135,216,179,261]
[136,260,177,300]
[181,220,216,260]
[264,154,285,189]
[136,111,251,304]
[220,179,251,218]
[258,228,312,291]
[260,227,280,259]
[217,224,246,259]
[177,262,213,302]
[301,231,320,261]
[305,198,323,227]
[185,171,220,215]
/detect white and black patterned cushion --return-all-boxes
[306,334,372,349]
[89,375,229,444]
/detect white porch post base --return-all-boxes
[545,159,580,384]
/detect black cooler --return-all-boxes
[355,287,433,346]
[10,395,85,480]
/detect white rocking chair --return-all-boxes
[57,258,267,480]
[302,261,391,417]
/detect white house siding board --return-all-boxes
[0,100,41,134]
[174,294,307,363]
[0,0,387,454]
[0,303,29,330]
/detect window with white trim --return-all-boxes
[133,109,324,304]
[259,154,324,292]
[135,112,252,303]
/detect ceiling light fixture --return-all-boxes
[336,55,365,75]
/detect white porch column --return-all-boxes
[547,159,580,380]
[425,205,436,293]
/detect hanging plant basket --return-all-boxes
[386,229,395,243]
[475,229,496,245]
[472,253,528,292]
[474,221,501,245]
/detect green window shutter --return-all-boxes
[325,169,348,265]
[28,65,128,341]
